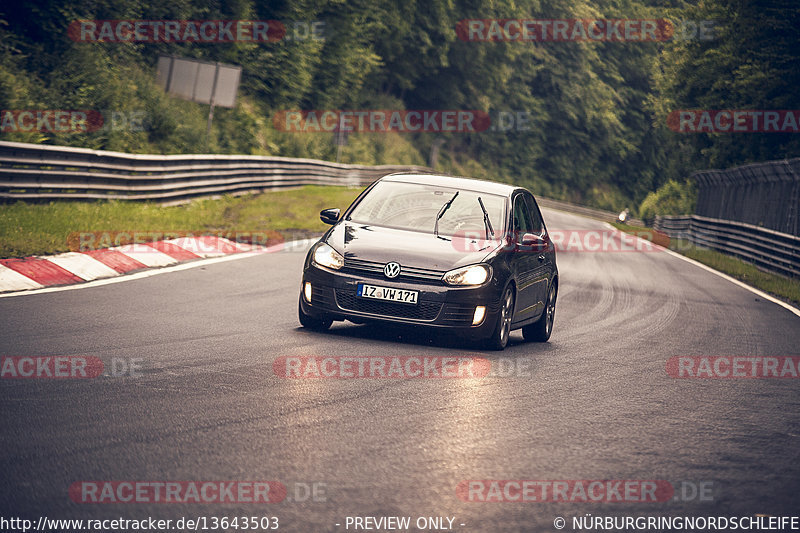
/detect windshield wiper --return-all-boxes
[478,196,494,239]
[434,191,459,237]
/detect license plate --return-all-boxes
[357,283,419,304]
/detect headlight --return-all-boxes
[312,243,344,270]
[443,264,491,286]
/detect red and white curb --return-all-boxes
[0,236,314,295]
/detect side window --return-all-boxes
[524,194,544,234]
[512,195,533,240]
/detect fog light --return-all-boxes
[472,305,486,325]
[304,282,313,303]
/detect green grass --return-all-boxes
[0,186,363,258]
[612,222,800,307]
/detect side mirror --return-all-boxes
[521,233,548,252]
[319,208,340,225]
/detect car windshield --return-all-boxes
[347,181,506,238]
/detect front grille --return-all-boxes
[335,289,441,321]
[342,258,445,283]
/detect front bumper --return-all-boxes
[300,263,503,338]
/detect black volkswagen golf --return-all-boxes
[298,173,558,350]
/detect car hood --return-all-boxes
[326,222,501,271]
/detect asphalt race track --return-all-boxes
[2,208,799,532]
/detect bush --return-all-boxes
[638,179,697,220]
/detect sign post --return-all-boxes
[156,56,241,149]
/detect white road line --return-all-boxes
[603,223,800,318]
[45,252,120,281]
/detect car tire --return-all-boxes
[298,297,333,331]
[485,286,515,351]
[522,281,556,342]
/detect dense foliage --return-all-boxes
[638,179,696,219]
[0,0,797,211]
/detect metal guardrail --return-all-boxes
[652,215,692,239]
[0,141,432,202]
[694,158,800,237]
[654,214,800,278]
[0,141,644,225]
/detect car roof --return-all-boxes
[379,173,521,197]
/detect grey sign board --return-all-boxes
[156,55,241,108]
